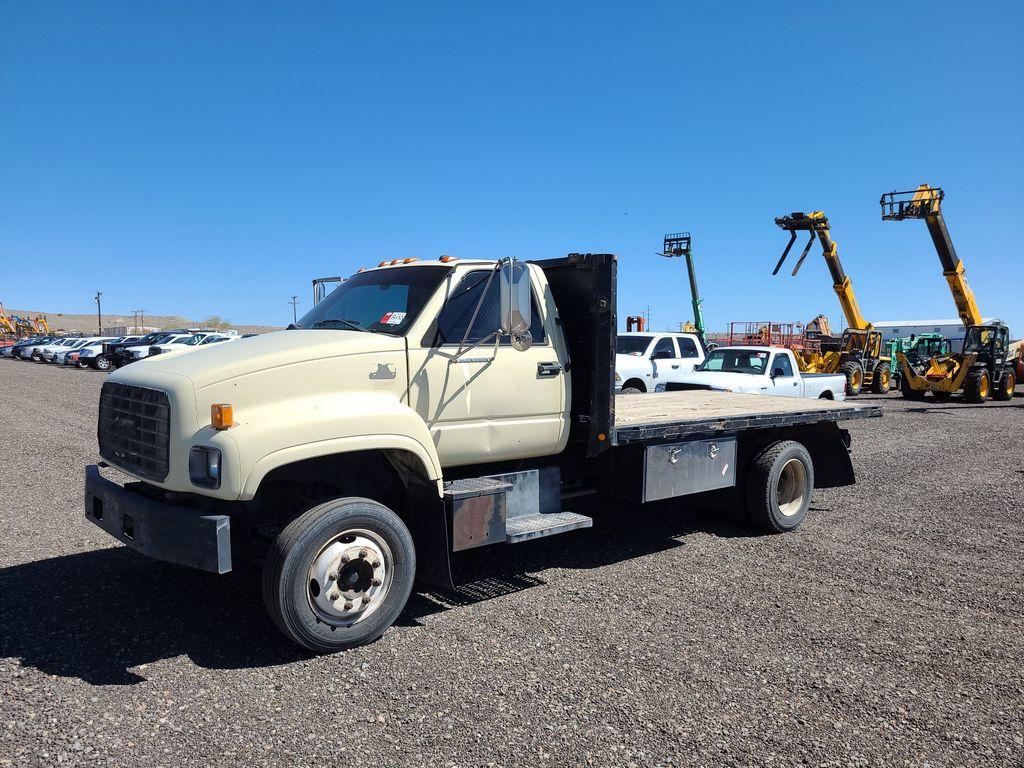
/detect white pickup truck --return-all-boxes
[84,253,879,652]
[668,346,847,400]
[615,331,706,393]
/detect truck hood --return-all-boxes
[615,353,648,372]
[673,370,760,390]
[120,330,407,389]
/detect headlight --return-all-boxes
[189,447,222,489]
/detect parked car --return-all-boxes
[53,337,102,365]
[38,337,83,363]
[67,337,121,368]
[615,331,706,393]
[103,330,190,367]
[148,334,239,358]
[122,333,194,363]
[146,331,221,355]
[667,346,847,400]
[7,336,51,359]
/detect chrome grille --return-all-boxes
[98,382,170,481]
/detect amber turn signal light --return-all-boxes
[212,403,234,430]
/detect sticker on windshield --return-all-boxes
[379,312,406,326]
[756,352,768,359]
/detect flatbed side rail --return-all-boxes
[611,404,882,445]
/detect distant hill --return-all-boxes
[7,309,280,336]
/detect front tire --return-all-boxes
[262,497,416,653]
[93,356,112,371]
[964,369,990,404]
[871,363,891,394]
[840,361,863,396]
[746,441,814,533]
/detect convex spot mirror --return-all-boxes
[499,258,532,351]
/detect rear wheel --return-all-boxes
[994,368,1016,401]
[964,369,991,404]
[840,361,863,396]
[262,496,415,653]
[93,356,112,371]
[870,363,891,394]
[746,441,814,534]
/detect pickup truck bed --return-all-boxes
[612,390,881,444]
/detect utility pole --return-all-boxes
[134,308,146,332]
[290,296,299,324]
[94,292,103,335]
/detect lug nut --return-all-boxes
[372,579,382,587]
[340,554,350,564]
[359,548,368,559]
[327,570,338,581]
[371,561,381,569]
[363,596,372,605]
[329,590,341,601]
[344,601,353,610]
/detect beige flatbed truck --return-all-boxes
[84,253,880,652]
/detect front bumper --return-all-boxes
[84,464,232,573]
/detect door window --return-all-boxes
[433,271,546,346]
[772,354,794,377]
[675,336,699,358]
[650,337,675,360]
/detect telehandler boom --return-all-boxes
[658,232,706,340]
[773,212,891,396]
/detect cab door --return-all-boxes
[648,336,677,389]
[767,353,801,397]
[406,267,569,467]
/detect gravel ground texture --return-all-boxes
[1,359,1022,768]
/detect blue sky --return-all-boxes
[1,2,1021,333]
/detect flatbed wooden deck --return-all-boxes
[612,391,882,444]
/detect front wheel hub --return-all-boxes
[308,530,393,627]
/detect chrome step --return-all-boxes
[505,511,592,544]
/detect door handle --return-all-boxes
[537,362,562,377]
[671,364,679,369]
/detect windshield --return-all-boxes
[963,325,1002,353]
[617,336,651,356]
[296,266,451,335]
[697,349,771,374]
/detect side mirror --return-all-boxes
[499,258,532,351]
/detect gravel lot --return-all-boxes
[1,359,1022,767]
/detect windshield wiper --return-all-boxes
[312,318,372,332]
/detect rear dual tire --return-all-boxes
[262,497,415,653]
[746,441,814,534]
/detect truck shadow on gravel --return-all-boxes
[0,499,756,686]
